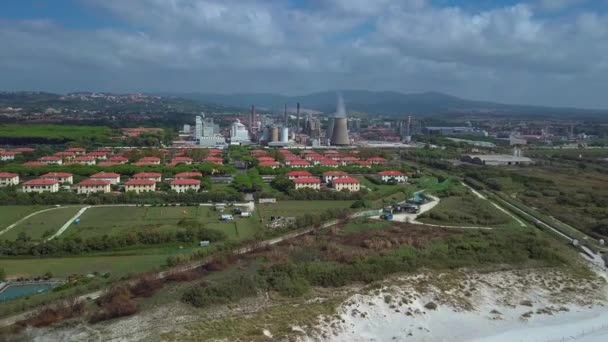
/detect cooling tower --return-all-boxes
[271,126,279,142]
[331,118,349,145]
[281,127,289,143]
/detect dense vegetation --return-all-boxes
[419,194,512,227]
[181,227,571,308]
[0,124,112,144]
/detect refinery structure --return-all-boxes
[174,93,428,150]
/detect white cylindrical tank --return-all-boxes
[281,127,289,143]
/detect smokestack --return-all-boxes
[296,102,300,133]
[330,93,349,145]
[250,105,255,130]
[284,104,288,127]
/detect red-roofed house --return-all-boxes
[288,160,311,168]
[65,147,86,155]
[74,156,96,165]
[23,161,46,167]
[322,171,349,183]
[86,151,108,160]
[138,157,161,165]
[22,179,59,193]
[75,179,111,194]
[318,159,340,168]
[132,172,162,182]
[354,160,372,168]
[13,148,35,153]
[108,156,129,164]
[171,156,193,165]
[257,157,275,163]
[90,172,121,185]
[250,150,267,157]
[293,177,321,190]
[368,157,387,164]
[125,179,156,193]
[171,179,200,193]
[378,170,407,183]
[54,151,76,160]
[340,156,359,165]
[286,170,313,180]
[41,172,74,184]
[0,151,18,161]
[175,172,203,179]
[98,161,118,167]
[96,147,113,153]
[204,156,223,165]
[332,177,360,192]
[0,172,19,187]
[39,156,63,165]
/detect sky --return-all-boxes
[1,0,608,108]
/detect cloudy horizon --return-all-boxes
[1,0,608,108]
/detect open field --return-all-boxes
[1,206,85,241]
[256,200,354,222]
[418,195,519,229]
[0,124,111,141]
[64,206,261,241]
[0,206,50,230]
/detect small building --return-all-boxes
[13,148,35,153]
[460,154,533,166]
[288,160,312,168]
[354,160,372,168]
[0,172,19,187]
[171,156,193,165]
[368,157,387,164]
[332,177,361,192]
[65,147,86,155]
[378,170,407,183]
[74,156,96,165]
[257,157,275,163]
[318,159,341,168]
[90,172,121,185]
[22,179,59,193]
[293,177,321,190]
[108,156,129,164]
[286,170,313,180]
[86,151,108,160]
[322,171,349,183]
[23,161,46,167]
[54,151,76,160]
[125,179,156,193]
[204,156,223,165]
[40,172,74,184]
[75,179,111,195]
[132,172,162,182]
[39,156,63,165]
[138,156,161,165]
[171,179,201,193]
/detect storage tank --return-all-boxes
[271,126,279,142]
[281,127,289,143]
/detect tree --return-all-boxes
[0,268,5,281]
[271,176,293,193]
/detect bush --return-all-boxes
[90,286,138,323]
[18,299,84,328]
[181,275,261,308]
[130,275,163,298]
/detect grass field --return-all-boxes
[64,206,261,241]
[0,124,111,141]
[0,205,50,229]
[256,200,354,222]
[418,195,518,229]
[1,206,85,241]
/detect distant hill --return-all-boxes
[178,90,607,118]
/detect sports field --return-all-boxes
[0,206,85,241]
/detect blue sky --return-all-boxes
[1,0,608,108]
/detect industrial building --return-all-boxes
[230,119,251,144]
[460,154,533,166]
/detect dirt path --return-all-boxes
[47,206,92,240]
[461,182,527,227]
[0,206,82,237]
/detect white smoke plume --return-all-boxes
[335,92,346,118]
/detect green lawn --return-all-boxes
[1,206,84,241]
[64,206,261,241]
[0,205,50,229]
[257,200,354,223]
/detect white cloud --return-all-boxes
[0,0,608,107]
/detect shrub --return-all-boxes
[90,285,137,323]
[130,275,163,298]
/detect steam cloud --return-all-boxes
[335,92,346,119]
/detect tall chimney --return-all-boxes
[330,94,349,146]
[284,104,288,126]
[296,102,300,133]
[250,105,255,130]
